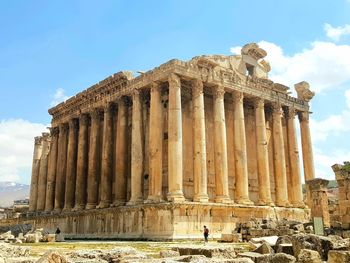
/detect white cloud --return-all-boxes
[50,88,69,107]
[310,89,350,142]
[0,119,47,183]
[324,23,350,42]
[231,41,350,94]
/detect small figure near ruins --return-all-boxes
[203,225,209,243]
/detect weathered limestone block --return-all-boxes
[37,251,68,263]
[327,250,350,263]
[290,234,323,259]
[297,249,322,263]
[253,242,274,255]
[255,253,296,263]
[174,246,236,258]
[220,233,242,243]
[159,250,180,258]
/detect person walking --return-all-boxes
[203,225,209,243]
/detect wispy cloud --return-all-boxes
[50,88,69,107]
[324,23,350,42]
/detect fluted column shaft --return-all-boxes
[74,114,89,210]
[233,92,252,205]
[167,74,185,202]
[286,108,304,207]
[99,103,114,208]
[127,90,144,204]
[148,83,164,201]
[272,104,289,207]
[299,111,315,181]
[113,98,128,205]
[45,127,58,211]
[213,86,230,203]
[29,136,43,212]
[54,123,69,212]
[254,98,273,206]
[86,109,102,209]
[37,133,50,211]
[192,79,209,202]
[63,119,79,211]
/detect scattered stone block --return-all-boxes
[250,236,279,246]
[253,242,274,255]
[159,250,180,258]
[276,243,293,255]
[238,251,264,262]
[297,249,322,263]
[37,251,68,263]
[220,233,242,243]
[327,250,350,263]
[256,253,296,263]
[290,233,322,258]
[55,233,65,242]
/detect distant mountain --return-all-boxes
[0,182,29,208]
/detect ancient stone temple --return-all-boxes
[25,43,315,239]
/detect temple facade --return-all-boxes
[25,43,315,239]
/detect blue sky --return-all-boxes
[1,0,350,184]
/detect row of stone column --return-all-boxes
[29,73,315,211]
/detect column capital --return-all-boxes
[79,114,89,125]
[272,102,283,115]
[252,97,265,109]
[49,126,59,137]
[90,108,103,120]
[285,107,296,119]
[34,136,43,145]
[192,78,203,97]
[168,73,181,88]
[213,85,225,99]
[58,122,69,133]
[232,91,244,103]
[298,111,310,123]
[150,82,160,93]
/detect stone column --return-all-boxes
[167,73,185,202]
[45,127,59,212]
[63,119,79,211]
[29,136,43,212]
[86,108,102,209]
[213,85,230,203]
[192,79,209,202]
[73,114,89,210]
[54,123,69,212]
[254,98,274,206]
[127,90,144,205]
[148,83,164,202]
[99,103,114,208]
[299,111,315,181]
[36,133,51,211]
[272,104,289,207]
[233,92,252,205]
[113,98,128,205]
[306,178,330,227]
[286,107,304,207]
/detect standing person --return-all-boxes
[203,225,209,243]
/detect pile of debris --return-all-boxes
[0,228,64,244]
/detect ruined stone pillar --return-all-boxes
[36,133,51,211]
[306,178,330,227]
[63,119,79,211]
[127,89,144,205]
[299,111,315,181]
[213,85,230,203]
[254,98,274,206]
[113,98,128,205]
[192,79,209,202]
[54,123,69,212]
[45,127,58,212]
[286,107,304,208]
[98,103,114,208]
[272,104,289,207]
[73,114,89,210]
[86,109,102,209]
[233,92,252,205]
[167,73,185,202]
[29,136,43,212]
[148,83,164,202]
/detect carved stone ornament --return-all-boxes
[168,73,181,88]
[294,81,315,102]
[241,43,267,60]
[213,86,225,99]
[191,79,203,97]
